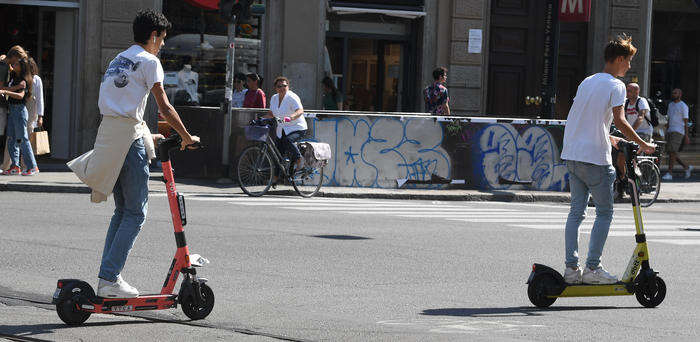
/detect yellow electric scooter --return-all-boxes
[526,140,666,308]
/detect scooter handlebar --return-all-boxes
[157,133,203,162]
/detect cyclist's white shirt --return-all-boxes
[269,90,307,138]
[561,73,626,166]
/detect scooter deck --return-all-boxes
[81,294,177,313]
[554,282,633,297]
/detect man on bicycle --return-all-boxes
[560,34,655,285]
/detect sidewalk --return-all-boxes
[2,170,700,203]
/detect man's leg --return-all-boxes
[565,160,589,268]
[100,176,125,280]
[585,164,616,269]
[98,138,149,283]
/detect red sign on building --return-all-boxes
[184,0,220,10]
[559,0,591,22]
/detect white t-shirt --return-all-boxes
[269,90,307,138]
[561,73,626,166]
[99,45,164,121]
[232,88,247,108]
[26,75,44,124]
[667,100,689,134]
[625,97,652,136]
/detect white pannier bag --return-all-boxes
[298,142,331,169]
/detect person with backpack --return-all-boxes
[624,82,655,142]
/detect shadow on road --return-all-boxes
[0,320,155,339]
[420,306,643,317]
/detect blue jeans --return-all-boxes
[99,138,149,282]
[565,160,616,269]
[6,103,37,170]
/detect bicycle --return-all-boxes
[613,142,662,207]
[236,117,325,197]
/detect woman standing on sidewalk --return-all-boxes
[0,56,38,176]
[242,73,266,108]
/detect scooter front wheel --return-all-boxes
[181,283,215,320]
[56,283,93,325]
[528,274,558,308]
[635,276,666,308]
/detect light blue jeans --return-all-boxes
[7,103,37,170]
[565,160,616,269]
[99,138,149,282]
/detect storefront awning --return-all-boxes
[330,6,426,19]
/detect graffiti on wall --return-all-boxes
[473,123,568,191]
[306,116,451,188]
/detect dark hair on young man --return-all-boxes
[432,67,447,81]
[604,33,637,63]
[133,9,171,44]
[246,73,260,82]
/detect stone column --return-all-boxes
[447,0,488,115]
[77,0,162,153]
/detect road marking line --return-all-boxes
[602,231,700,237]
[447,218,689,224]
[511,224,693,230]
[285,207,520,212]
[647,239,700,246]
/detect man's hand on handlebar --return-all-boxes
[181,135,201,150]
[639,141,656,155]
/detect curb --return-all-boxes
[3,182,700,203]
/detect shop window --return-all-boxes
[162,0,262,107]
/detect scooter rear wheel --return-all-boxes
[635,276,666,308]
[56,283,93,325]
[528,274,558,308]
[181,283,215,320]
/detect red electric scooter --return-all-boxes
[53,134,214,325]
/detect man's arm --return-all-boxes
[151,82,199,149]
[612,105,655,154]
[633,109,648,130]
[684,118,690,145]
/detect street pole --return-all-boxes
[222,16,236,179]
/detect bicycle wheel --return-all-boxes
[290,163,324,198]
[237,145,274,197]
[637,160,660,207]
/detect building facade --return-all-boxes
[2,0,698,159]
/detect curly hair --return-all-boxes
[604,33,637,63]
[133,9,171,44]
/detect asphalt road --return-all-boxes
[1,191,699,341]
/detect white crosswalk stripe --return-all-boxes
[183,195,700,246]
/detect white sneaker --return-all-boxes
[97,276,139,298]
[685,165,694,179]
[662,172,673,181]
[582,265,618,284]
[564,267,583,284]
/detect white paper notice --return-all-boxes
[468,29,482,54]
